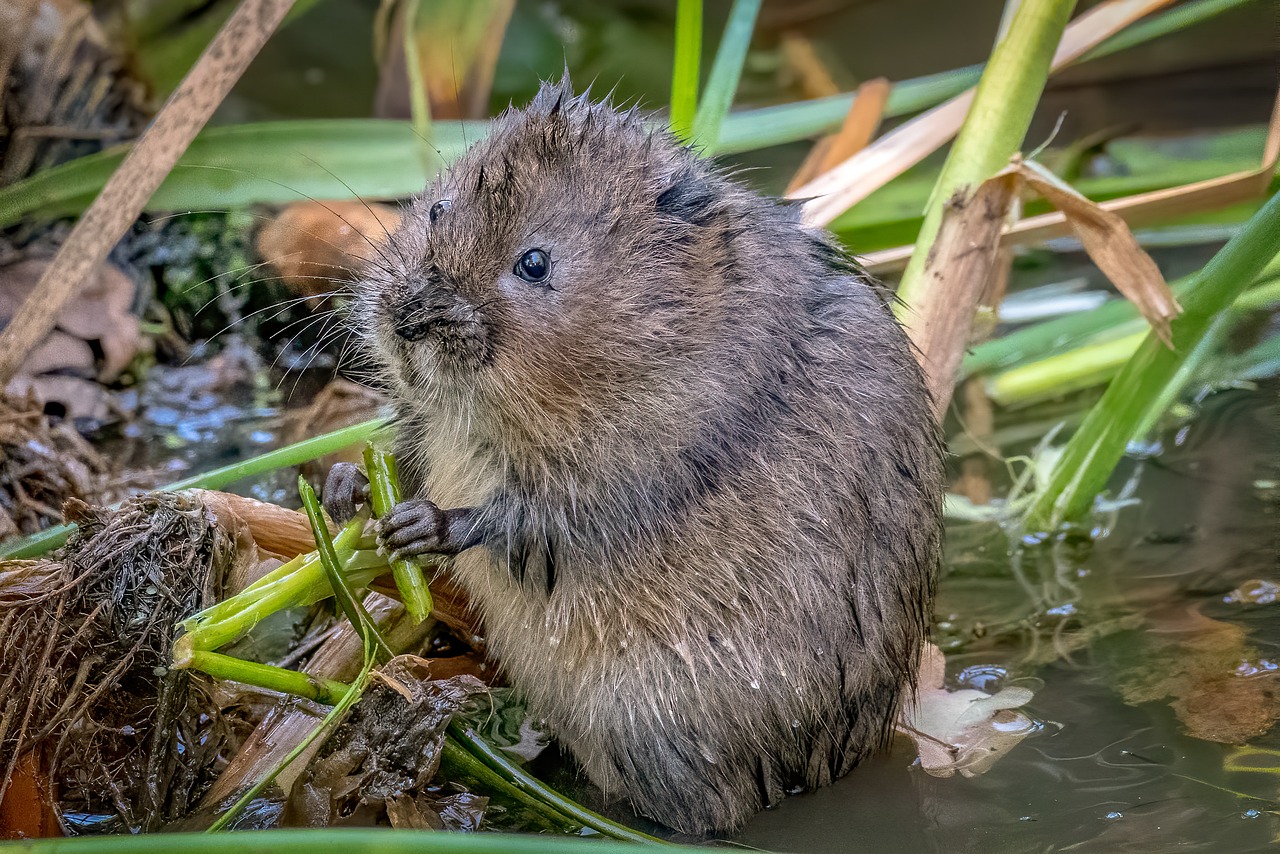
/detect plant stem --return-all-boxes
[0,417,389,559]
[206,653,373,832]
[896,0,1076,315]
[179,650,350,705]
[669,0,702,141]
[987,329,1147,406]
[1130,312,1230,442]
[364,445,433,621]
[175,519,382,656]
[439,738,581,833]
[448,722,668,844]
[299,477,395,663]
[689,0,761,149]
[1024,188,1280,530]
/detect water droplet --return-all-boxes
[749,680,760,690]
[1243,809,1261,820]
[791,720,801,729]
[1104,811,1123,821]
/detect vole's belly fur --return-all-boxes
[395,326,937,834]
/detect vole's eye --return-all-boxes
[514,249,551,285]
[429,199,451,222]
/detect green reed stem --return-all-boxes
[364,445,434,621]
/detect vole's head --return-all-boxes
[359,77,758,444]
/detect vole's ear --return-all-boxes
[656,172,719,227]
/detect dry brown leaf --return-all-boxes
[256,201,402,303]
[861,89,1280,275]
[792,0,1178,225]
[0,258,139,383]
[1003,156,1180,346]
[787,77,890,194]
[898,643,1039,778]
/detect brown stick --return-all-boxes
[0,0,296,384]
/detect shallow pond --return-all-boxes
[736,380,1280,852]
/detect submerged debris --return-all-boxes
[284,657,489,830]
[0,492,240,832]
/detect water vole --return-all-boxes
[328,78,944,835]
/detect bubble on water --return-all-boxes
[1242,809,1262,820]
[1104,811,1123,821]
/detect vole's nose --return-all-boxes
[390,291,475,342]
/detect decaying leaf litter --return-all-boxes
[1,0,1279,846]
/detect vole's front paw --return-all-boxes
[378,498,454,559]
[322,462,369,524]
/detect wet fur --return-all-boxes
[353,78,944,835]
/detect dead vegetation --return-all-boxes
[0,492,236,832]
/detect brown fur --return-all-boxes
[351,78,944,835]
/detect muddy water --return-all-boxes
[737,382,1280,852]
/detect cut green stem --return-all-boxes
[299,476,395,663]
[176,518,383,656]
[364,445,434,622]
[178,650,350,705]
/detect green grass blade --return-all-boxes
[17,829,712,853]
[895,0,1077,312]
[689,0,761,149]
[1024,189,1280,530]
[669,0,703,141]
[1081,0,1258,62]
[0,121,482,229]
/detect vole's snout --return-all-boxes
[389,289,472,342]
[386,284,493,367]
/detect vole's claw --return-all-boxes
[322,462,369,524]
[378,497,450,557]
